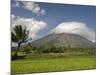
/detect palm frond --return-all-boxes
[11,25,29,43]
[11,32,18,42]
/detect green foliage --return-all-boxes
[69,48,96,55]
[33,46,67,53]
[22,45,33,54]
[31,45,96,55]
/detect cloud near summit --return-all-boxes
[50,22,95,42]
[11,16,95,42]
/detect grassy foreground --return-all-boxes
[11,54,96,75]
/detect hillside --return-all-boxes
[31,33,95,48]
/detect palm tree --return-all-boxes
[11,25,29,57]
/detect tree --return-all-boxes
[11,25,29,57]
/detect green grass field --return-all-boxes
[11,54,96,75]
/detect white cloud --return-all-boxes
[50,21,95,42]
[12,1,46,15]
[22,1,35,10]
[11,14,15,20]
[11,14,47,40]
[22,1,45,15]
[40,9,45,15]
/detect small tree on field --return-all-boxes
[11,25,29,57]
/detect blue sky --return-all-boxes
[11,1,96,42]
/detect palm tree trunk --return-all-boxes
[14,42,21,58]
